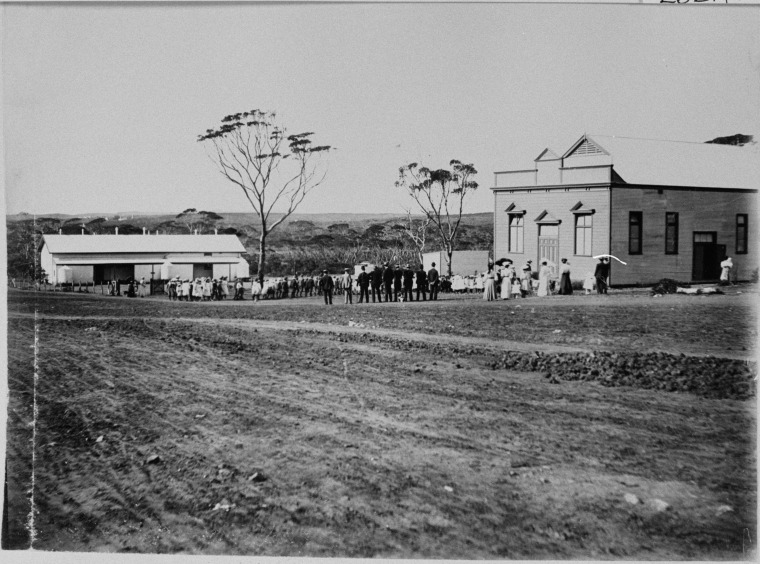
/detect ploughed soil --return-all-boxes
[4,288,757,558]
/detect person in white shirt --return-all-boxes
[720,256,733,285]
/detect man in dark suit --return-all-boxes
[402,264,415,302]
[371,264,384,303]
[357,266,371,303]
[428,262,440,301]
[393,265,403,302]
[319,270,334,304]
[594,258,609,294]
[415,264,428,301]
[383,262,395,302]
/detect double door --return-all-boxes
[692,232,725,281]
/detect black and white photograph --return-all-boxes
[2,1,758,560]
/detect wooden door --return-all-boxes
[692,232,722,281]
[538,225,559,274]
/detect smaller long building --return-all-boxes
[40,233,250,284]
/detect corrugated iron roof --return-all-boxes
[586,135,760,190]
[42,234,246,254]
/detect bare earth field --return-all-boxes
[4,287,757,558]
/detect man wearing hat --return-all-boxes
[357,265,371,303]
[402,264,415,302]
[427,262,440,301]
[371,263,384,303]
[383,262,395,302]
[341,268,353,304]
[319,270,334,304]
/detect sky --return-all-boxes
[3,3,760,217]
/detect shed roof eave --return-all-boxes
[490,182,612,192]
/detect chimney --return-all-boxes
[214,228,218,235]
[194,229,198,235]
[143,227,147,235]
[115,227,119,235]
[81,228,85,235]
[59,228,62,235]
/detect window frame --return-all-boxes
[508,214,525,254]
[665,212,679,255]
[629,211,643,255]
[574,213,593,256]
[736,214,748,254]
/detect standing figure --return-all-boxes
[427,262,440,301]
[415,264,428,301]
[342,268,353,304]
[558,258,573,295]
[402,265,414,302]
[138,276,148,298]
[383,263,395,302]
[483,270,497,301]
[594,258,609,294]
[357,266,370,303]
[320,270,334,305]
[251,279,262,301]
[393,265,403,302]
[537,261,552,297]
[500,260,514,300]
[583,272,595,295]
[371,265,384,303]
[720,255,733,285]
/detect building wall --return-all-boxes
[493,186,611,281]
[40,245,55,282]
[423,250,489,277]
[57,265,94,283]
[610,186,759,284]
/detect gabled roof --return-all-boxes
[563,136,609,159]
[42,234,246,254]
[534,210,562,224]
[535,148,560,162]
[584,134,759,190]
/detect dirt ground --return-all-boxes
[4,287,757,558]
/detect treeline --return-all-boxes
[6,212,493,279]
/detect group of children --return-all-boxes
[164,277,232,301]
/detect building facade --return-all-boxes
[492,135,758,285]
[40,233,249,284]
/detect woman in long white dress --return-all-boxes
[537,261,552,297]
[500,262,514,300]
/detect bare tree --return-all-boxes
[198,109,330,284]
[403,210,431,265]
[395,160,478,276]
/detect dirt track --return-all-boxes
[4,289,757,557]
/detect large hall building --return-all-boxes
[491,134,759,285]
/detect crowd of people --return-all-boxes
[480,256,612,301]
[102,257,615,303]
[315,262,441,305]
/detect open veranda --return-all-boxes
[4,284,757,558]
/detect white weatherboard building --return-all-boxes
[422,250,489,277]
[40,234,249,284]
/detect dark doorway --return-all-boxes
[692,232,724,281]
[94,264,134,283]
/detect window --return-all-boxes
[509,215,524,253]
[629,212,642,254]
[737,214,748,254]
[665,212,679,255]
[574,214,592,256]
